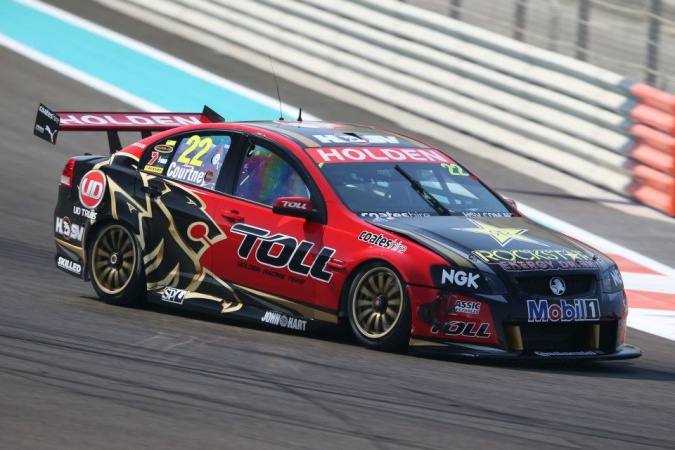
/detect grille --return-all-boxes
[516,274,596,297]
[504,320,618,354]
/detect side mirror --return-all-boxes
[272,197,315,219]
[503,197,518,211]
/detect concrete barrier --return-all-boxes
[102,0,675,216]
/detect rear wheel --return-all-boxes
[89,223,145,306]
[348,263,411,351]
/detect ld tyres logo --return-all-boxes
[79,170,106,209]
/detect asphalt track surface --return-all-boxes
[1,1,675,449]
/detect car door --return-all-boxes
[209,136,332,318]
[133,130,242,294]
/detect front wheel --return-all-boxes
[347,263,411,351]
[89,223,146,306]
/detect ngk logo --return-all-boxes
[441,269,480,289]
[79,170,106,209]
[55,216,84,242]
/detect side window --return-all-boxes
[144,133,232,190]
[234,144,308,206]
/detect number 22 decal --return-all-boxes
[441,163,469,176]
[177,135,213,167]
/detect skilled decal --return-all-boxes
[307,147,450,164]
[79,170,107,209]
[358,231,407,253]
[260,311,307,331]
[526,299,600,322]
[57,256,81,275]
[454,219,547,247]
[55,216,84,242]
[161,286,187,305]
[230,223,336,282]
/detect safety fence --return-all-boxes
[100,0,675,216]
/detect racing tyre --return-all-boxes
[348,263,411,351]
[89,223,146,306]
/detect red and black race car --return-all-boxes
[34,104,641,361]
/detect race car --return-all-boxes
[34,104,642,361]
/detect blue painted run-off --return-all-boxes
[1,0,279,119]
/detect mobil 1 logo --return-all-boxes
[527,299,600,322]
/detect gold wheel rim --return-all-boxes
[92,225,136,295]
[352,267,403,339]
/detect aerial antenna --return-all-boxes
[268,55,284,120]
[297,108,303,122]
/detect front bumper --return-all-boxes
[408,338,642,361]
[407,284,641,361]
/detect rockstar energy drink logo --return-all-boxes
[472,248,597,270]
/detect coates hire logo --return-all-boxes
[527,299,600,322]
[79,170,106,209]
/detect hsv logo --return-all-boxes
[55,216,84,242]
[79,170,106,209]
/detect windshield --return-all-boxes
[316,158,512,220]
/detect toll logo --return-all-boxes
[79,170,106,209]
[527,299,600,322]
[230,223,336,282]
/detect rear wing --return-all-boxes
[33,103,225,153]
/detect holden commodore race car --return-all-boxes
[34,103,642,361]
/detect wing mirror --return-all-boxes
[272,197,316,219]
[503,197,518,211]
